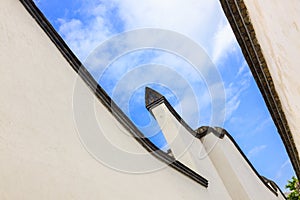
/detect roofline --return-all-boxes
[145,87,282,197]
[219,0,300,179]
[19,0,208,187]
[145,87,225,139]
[19,0,297,190]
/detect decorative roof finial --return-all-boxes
[145,87,164,110]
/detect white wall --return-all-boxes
[151,104,232,199]
[151,101,284,199]
[0,0,288,199]
[202,134,285,199]
[0,0,218,199]
[243,0,300,155]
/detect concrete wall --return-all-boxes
[243,0,300,156]
[0,0,219,199]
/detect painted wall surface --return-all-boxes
[0,0,215,199]
[0,0,286,199]
[151,104,232,199]
[202,134,286,200]
[151,102,284,200]
[243,0,300,154]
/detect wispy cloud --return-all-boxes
[247,145,267,158]
[225,92,241,120]
[57,1,120,60]
[54,0,252,131]
[211,21,237,64]
[276,159,291,179]
[236,60,248,78]
[55,0,232,108]
[55,0,236,63]
[251,117,273,135]
[113,0,219,41]
[224,61,251,120]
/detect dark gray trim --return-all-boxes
[219,0,300,179]
[145,87,285,197]
[261,176,287,199]
[223,131,280,197]
[19,0,208,188]
[261,176,279,194]
[145,87,224,139]
[195,126,226,139]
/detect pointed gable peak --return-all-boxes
[145,87,164,110]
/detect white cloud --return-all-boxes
[247,145,267,158]
[58,17,110,60]
[40,0,291,188]
[112,0,219,41]
[57,1,117,60]
[225,93,241,119]
[112,0,241,66]
[211,21,237,64]
[224,62,251,120]
[56,0,237,63]
[251,117,273,135]
[55,0,243,126]
[236,61,248,77]
[276,159,291,179]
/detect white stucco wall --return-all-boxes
[151,101,285,199]
[0,0,288,199]
[202,134,285,200]
[243,0,300,155]
[0,0,219,199]
[151,104,232,199]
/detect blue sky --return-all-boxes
[35,0,294,190]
